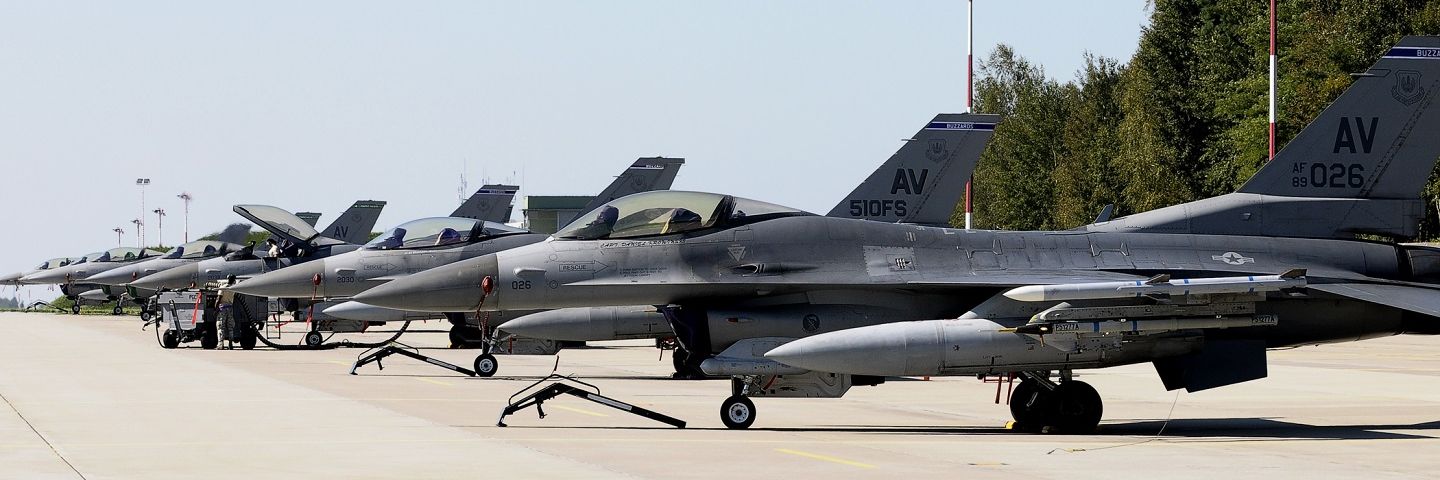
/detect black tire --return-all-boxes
[71,304,81,315]
[139,310,152,322]
[239,325,257,350]
[1009,379,1051,427]
[304,331,324,347]
[720,396,756,429]
[669,347,706,380]
[112,306,124,316]
[474,353,498,377]
[1047,381,1103,434]
[200,323,219,349]
[162,330,179,349]
[448,329,473,349]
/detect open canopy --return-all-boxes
[555,191,808,240]
[233,204,344,247]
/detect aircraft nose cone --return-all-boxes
[131,263,197,290]
[352,254,498,312]
[0,272,24,285]
[85,266,137,286]
[232,260,326,298]
[764,322,945,376]
[21,269,67,285]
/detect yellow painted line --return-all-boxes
[774,448,876,468]
[327,361,350,365]
[415,378,453,386]
[550,405,609,417]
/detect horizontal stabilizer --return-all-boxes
[1309,283,1440,317]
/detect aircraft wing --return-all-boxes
[1309,283,1440,317]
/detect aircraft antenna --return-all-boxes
[458,159,469,205]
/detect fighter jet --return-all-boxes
[333,113,994,375]
[481,113,999,374]
[83,235,250,315]
[353,37,1440,431]
[130,200,387,293]
[227,158,686,348]
[20,247,165,314]
[0,257,79,286]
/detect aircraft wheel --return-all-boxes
[474,354,498,377]
[720,396,756,429]
[140,310,152,322]
[1008,379,1051,429]
[71,304,81,315]
[200,323,219,350]
[239,325,257,350]
[1047,381,1103,434]
[669,347,706,380]
[304,331,324,348]
[162,330,179,349]
[112,305,124,316]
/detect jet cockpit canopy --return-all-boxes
[96,247,158,263]
[36,257,75,270]
[555,191,809,240]
[364,217,527,250]
[161,240,238,259]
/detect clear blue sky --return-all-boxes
[0,1,1151,302]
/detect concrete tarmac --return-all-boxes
[2,311,1439,479]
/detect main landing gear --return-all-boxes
[1009,371,1103,434]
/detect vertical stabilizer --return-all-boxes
[576,157,685,216]
[295,212,322,227]
[826,113,999,226]
[451,184,519,223]
[1091,36,1440,239]
[321,200,387,244]
[1239,36,1440,199]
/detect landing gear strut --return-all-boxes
[1008,371,1103,433]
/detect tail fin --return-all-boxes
[295,212,322,227]
[575,157,685,216]
[1092,36,1440,239]
[450,184,518,223]
[320,200,387,244]
[1240,36,1440,199]
[826,113,999,226]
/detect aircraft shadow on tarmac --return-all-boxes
[476,419,1440,438]
[1099,418,1440,440]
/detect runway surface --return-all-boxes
[2,311,1439,479]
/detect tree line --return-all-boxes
[955,0,1440,240]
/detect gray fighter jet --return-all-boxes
[20,247,165,314]
[227,158,686,347]
[83,236,249,316]
[476,113,999,374]
[331,113,995,375]
[0,257,79,286]
[130,200,387,293]
[354,37,1440,431]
